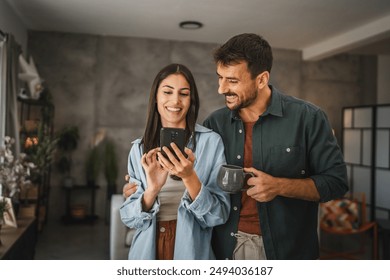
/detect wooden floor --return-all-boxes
[34,218,109,260]
[33,218,386,260]
[320,231,380,260]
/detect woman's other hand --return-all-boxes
[122,175,138,198]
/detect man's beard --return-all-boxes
[224,90,258,111]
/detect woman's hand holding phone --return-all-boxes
[158,144,195,179]
[158,144,201,200]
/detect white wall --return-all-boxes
[377,55,390,104]
[0,0,27,53]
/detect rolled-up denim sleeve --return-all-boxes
[180,132,230,228]
[120,191,159,231]
[120,144,160,230]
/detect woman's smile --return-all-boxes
[166,106,182,112]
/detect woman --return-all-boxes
[120,63,230,260]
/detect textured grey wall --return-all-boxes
[27,31,376,220]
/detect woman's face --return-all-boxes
[157,73,191,128]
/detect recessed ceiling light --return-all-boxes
[179,21,203,30]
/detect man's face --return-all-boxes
[216,61,258,111]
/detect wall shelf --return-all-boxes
[17,94,55,231]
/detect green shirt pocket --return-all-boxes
[268,145,306,178]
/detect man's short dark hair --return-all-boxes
[213,33,273,79]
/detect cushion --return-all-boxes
[125,228,136,247]
[320,198,360,232]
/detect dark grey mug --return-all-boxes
[217,164,254,194]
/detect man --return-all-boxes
[202,33,348,260]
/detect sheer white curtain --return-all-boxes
[0,30,6,196]
[0,31,22,196]
[0,32,21,156]
[5,33,21,156]
[0,30,6,146]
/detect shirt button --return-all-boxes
[233,206,238,211]
[160,227,166,233]
[237,155,241,159]
[301,170,305,175]
[286,148,291,152]
[239,129,243,133]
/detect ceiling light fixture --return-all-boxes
[179,21,203,30]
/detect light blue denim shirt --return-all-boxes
[120,124,230,259]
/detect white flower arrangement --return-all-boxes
[0,136,36,198]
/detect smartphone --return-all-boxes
[160,127,186,161]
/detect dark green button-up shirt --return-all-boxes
[203,86,348,259]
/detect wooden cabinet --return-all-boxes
[17,95,54,231]
[0,217,37,259]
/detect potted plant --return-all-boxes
[56,126,79,187]
[84,129,106,187]
[28,123,59,185]
[85,146,101,187]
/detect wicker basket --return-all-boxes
[71,204,87,219]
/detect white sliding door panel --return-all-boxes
[376,170,390,209]
[362,129,372,166]
[344,130,361,164]
[376,130,390,168]
[377,107,390,128]
[353,166,371,203]
[354,108,372,128]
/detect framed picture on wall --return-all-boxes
[0,196,18,228]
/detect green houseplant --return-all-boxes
[29,123,58,185]
[84,129,106,187]
[56,126,79,187]
[85,146,101,187]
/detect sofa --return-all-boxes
[109,194,134,260]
